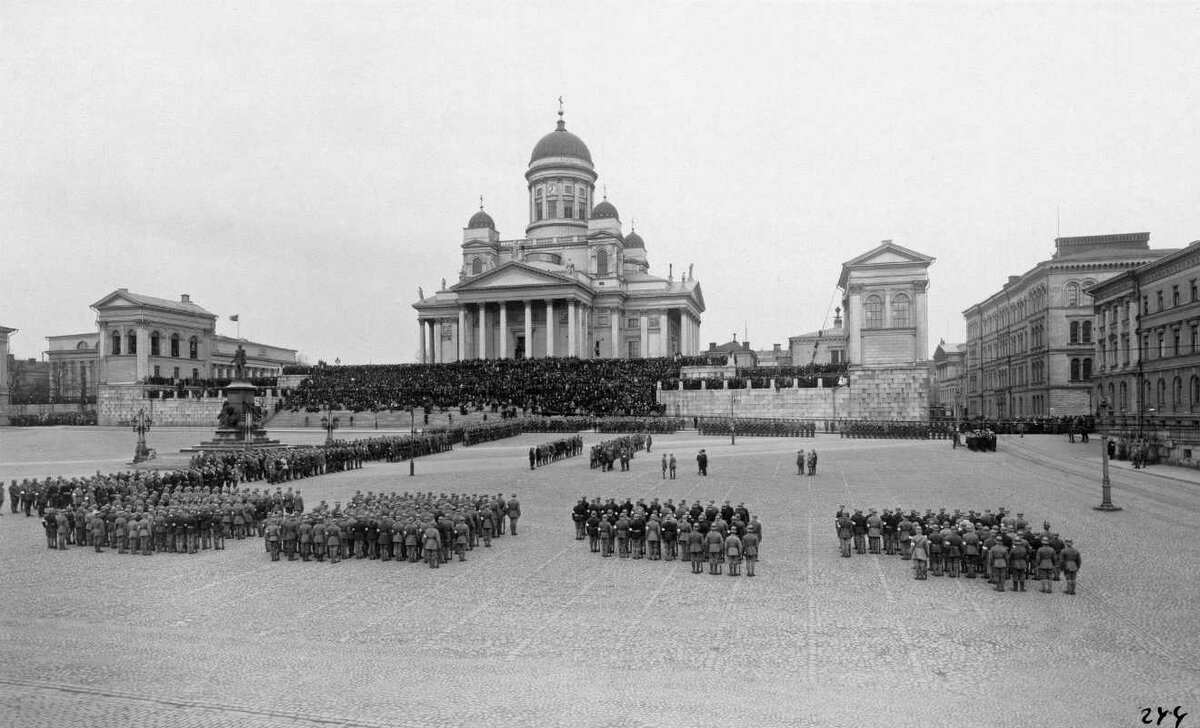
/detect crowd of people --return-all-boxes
[571,496,762,576]
[697,417,819,438]
[279,358,684,417]
[834,506,1082,594]
[839,420,958,439]
[529,435,585,469]
[589,434,650,471]
[261,490,522,567]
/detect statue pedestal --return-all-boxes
[181,380,284,452]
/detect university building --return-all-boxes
[412,108,705,361]
[963,233,1174,419]
[1088,239,1200,465]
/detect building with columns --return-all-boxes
[0,325,15,411]
[44,289,296,391]
[413,109,704,362]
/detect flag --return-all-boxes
[229,315,239,322]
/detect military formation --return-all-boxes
[572,497,762,577]
[529,435,585,469]
[839,420,957,439]
[261,490,522,567]
[589,434,649,471]
[697,418,818,438]
[834,506,1082,594]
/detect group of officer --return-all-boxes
[529,435,585,469]
[794,449,819,475]
[696,418,818,438]
[589,434,649,471]
[834,506,1082,594]
[571,496,762,577]
[261,491,522,568]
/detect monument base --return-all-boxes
[181,427,284,453]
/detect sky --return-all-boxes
[3,1,1199,365]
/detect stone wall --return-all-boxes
[657,364,930,421]
[0,403,91,424]
[98,385,282,427]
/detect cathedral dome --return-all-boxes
[591,200,619,220]
[623,230,645,249]
[468,209,495,229]
[531,118,592,164]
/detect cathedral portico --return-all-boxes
[413,107,704,362]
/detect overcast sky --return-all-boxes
[3,1,1199,365]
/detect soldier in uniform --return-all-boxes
[506,494,521,536]
[850,509,867,554]
[325,520,341,564]
[645,514,662,560]
[1009,537,1030,591]
[661,454,668,479]
[615,512,630,558]
[706,525,724,574]
[266,518,282,561]
[724,529,743,576]
[989,537,1009,591]
[423,524,441,569]
[866,510,882,554]
[807,450,818,476]
[598,512,614,557]
[796,450,805,475]
[962,526,981,578]
[696,449,708,476]
[1060,539,1080,594]
[1035,538,1057,593]
[585,510,601,553]
[910,526,928,579]
[836,512,853,558]
[688,525,705,573]
[669,453,677,479]
[454,518,470,561]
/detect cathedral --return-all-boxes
[413,108,705,362]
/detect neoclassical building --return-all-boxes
[45,289,296,394]
[413,109,705,361]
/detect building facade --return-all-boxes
[1088,240,1200,465]
[963,233,1173,419]
[45,289,296,394]
[839,242,934,366]
[412,109,705,362]
[788,308,847,367]
[931,340,966,420]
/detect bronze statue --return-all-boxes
[232,344,247,380]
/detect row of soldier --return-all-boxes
[529,435,585,469]
[696,418,819,438]
[589,433,649,471]
[834,506,1082,594]
[261,491,522,568]
[572,497,762,576]
[839,420,957,439]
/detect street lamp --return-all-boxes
[1095,434,1122,511]
[131,408,154,463]
[321,403,339,445]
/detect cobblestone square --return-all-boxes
[1,428,1197,727]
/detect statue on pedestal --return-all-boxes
[232,344,247,381]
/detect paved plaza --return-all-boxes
[1,427,1197,727]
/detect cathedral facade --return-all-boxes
[413,110,704,362]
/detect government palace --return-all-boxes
[412,108,705,362]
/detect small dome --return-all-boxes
[468,209,495,229]
[591,200,619,220]
[624,230,645,249]
[530,118,592,164]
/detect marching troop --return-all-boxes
[572,497,763,577]
[834,506,1082,594]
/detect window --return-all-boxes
[170,334,180,358]
[534,190,543,221]
[1192,324,1199,353]
[173,367,180,380]
[471,258,483,275]
[864,295,884,328]
[596,249,608,275]
[1158,378,1167,409]
[547,201,557,219]
[1192,279,1198,302]
[153,365,160,378]
[891,293,911,327]
[1082,358,1092,380]
[1173,285,1180,307]
[1174,328,1181,356]
[1070,321,1079,344]
[1070,358,1080,381]
[111,330,121,356]
[1142,295,1149,315]
[189,337,199,360]
[1174,376,1183,409]
[1192,376,1200,411]
[627,318,639,329]
[127,331,137,355]
[1066,283,1080,307]
[1082,321,1092,343]
[1157,290,1164,311]
[1120,381,1128,410]
[564,201,574,219]
[192,368,199,381]
[1158,332,1165,358]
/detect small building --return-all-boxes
[931,340,967,420]
[788,307,847,367]
[705,338,756,368]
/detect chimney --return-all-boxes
[834,306,843,329]
[708,342,717,351]
[742,341,750,351]
[773,343,781,353]
[181,294,190,303]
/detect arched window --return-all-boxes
[1157,378,1167,410]
[1070,358,1080,381]
[171,334,180,358]
[471,258,483,275]
[596,249,609,275]
[150,331,161,356]
[1082,320,1092,343]
[864,295,884,328]
[1119,381,1128,411]
[76,340,89,350]
[890,293,911,328]
[1107,382,1115,408]
[1191,376,1200,411]
[111,330,121,355]
[1065,282,1080,307]
[1144,380,1153,410]
[127,331,137,355]
[1082,358,1092,380]
[189,336,199,360]
[1173,376,1183,409]
[1070,321,1080,344]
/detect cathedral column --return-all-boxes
[419,321,427,364]
[136,325,150,382]
[610,309,620,358]
[680,311,689,354]
[524,300,533,359]
[498,303,508,359]
[478,304,488,359]
[546,300,556,357]
[639,314,649,359]
[846,287,863,365]
[914,281,929,362]
[659,311,669,356]
[428,321,438,364]
[567,301,577,357]
[458,308,467,361]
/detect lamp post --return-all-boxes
[1095,434,1122,511]
[321,404,339,445]
[729,388,736,445]
[131,408,153,463]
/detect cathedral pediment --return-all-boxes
[838,242,935,289]
[451,262,573,292]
